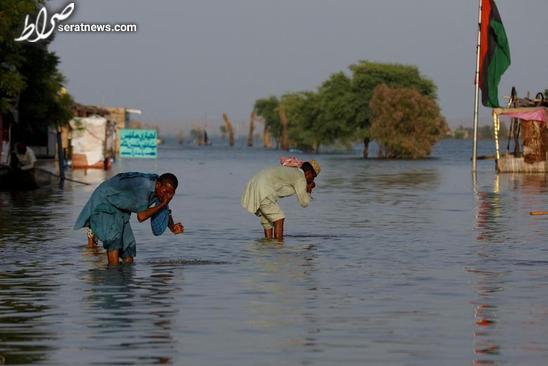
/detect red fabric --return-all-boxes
[478,0,492,88]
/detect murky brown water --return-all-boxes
[0,140,547,365]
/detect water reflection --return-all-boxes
[360,169,440,189]
[467,265,505,366]
[470,174,504,366]
[0,188,70,240]
[244,241,322,356]
[475,191,503,243]
[0,267,58,364]
[470,171,548,365]
[348,168,440,197]
[78,263,182,365]
[498,174,548,195]
[0,189,70,364]
[70,168,113,186]
[474,173,548,243]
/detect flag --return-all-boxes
[479,0,511,107]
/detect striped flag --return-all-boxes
[479,0,511,107]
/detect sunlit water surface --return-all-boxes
[1,140,547,365]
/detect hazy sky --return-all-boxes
[46,0,548,132]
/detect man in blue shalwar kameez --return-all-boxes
[74,172,184,265]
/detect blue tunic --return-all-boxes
[74,172,162,257]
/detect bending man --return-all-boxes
[241,160,320,241]
[74,172,184,265]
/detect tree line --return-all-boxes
[0,0,73,144]
[254,60,448,159]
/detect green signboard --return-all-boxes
[120,129,157,158]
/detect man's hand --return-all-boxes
[170,222,184,234]
[161,192,174,206]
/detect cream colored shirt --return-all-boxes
[14,147,37,170]
[241,166,311,213]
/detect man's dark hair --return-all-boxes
[158,173,178,189]
[15,143,26,154]
[301,162,315,175]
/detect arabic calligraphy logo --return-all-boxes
[14,2,75,43]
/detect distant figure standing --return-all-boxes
[12,143,37,171]
[241,160,320,241]
[74,172,184,265]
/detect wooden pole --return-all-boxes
[35,167,90,185]
[222,113,235,147]
[247,111,255,147]
[56,127,65,180]
[472,0,482,172]
[263,124,272,149]
[530,211,548,216]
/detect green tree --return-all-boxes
[369,84,447,159]
[279,91,320,152]
[253,60,440,156]
[254,96,281,146]
[278,73,355,153]
[0,0,37,113]
[348,60,437,158]
[1,0,73,145]
[452,126,468,140]
[16,45,73,143]
[315,72,354,149]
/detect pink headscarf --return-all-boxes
[279,156,303,168]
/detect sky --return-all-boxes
[45,0,548,133]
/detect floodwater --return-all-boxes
[0,139,547,366]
